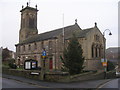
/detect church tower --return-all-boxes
[19,3,38,43]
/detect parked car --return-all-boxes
[116,71,120,78]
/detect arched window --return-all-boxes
[49,41,52,53]
[95,46,98,57]
[34,43,37,50]
[92,43,103,58]
[18,46,20,52]
[91,45,94,58]
[97,47,100,57]
[41,41,44,49]
[99,47,101,57]
[28,45,31,51]
[99,45,103,57]
[23,45,25,51]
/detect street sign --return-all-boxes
[42,56,46,59]
[42,51,46,56]
[102,62,107,66]
[101,58,107,62]
[101,58,104,62]
[42,50,46,59]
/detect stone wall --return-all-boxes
[2,68,69,81]
[16,38,59,71]
[45,72,69,82]
[2,68,116,82]
[3,68,41,80]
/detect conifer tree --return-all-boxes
[62,34,85,75]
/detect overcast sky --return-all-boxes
[0,0,119,51]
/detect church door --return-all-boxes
[49,58,53,70]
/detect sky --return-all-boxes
[0,0,119,51]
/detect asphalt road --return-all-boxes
[2,78,39,88]
[97,78,120,89]
[2,74,120,89]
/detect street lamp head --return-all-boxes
[103,29,112,36]
[109,32,112,35]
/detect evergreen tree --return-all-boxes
[2,48,10,61]
[107,61,115,71]
[62,34,85,75]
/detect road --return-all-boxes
[2,74,120,89]
[97,78,119,89]
[2,77,39,88]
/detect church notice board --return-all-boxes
[24,59,38,70]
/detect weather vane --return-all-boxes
[75,19,77,24]
[28,0,31,6]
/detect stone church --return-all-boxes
[15,4,104,71]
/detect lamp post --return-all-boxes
[103,29,112,79]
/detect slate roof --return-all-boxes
[106,47,120,53]
[65,27,94,40]
[17,23,95,45]
[17,23,82,45]
[77,28,94,38]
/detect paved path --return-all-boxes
[2,74,119,89]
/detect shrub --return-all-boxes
[7,58,17,69]
[107,61,115,71]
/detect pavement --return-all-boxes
[2,74,116,89]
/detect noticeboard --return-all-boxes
[24,59,38,70]
[32,61,37,69]
[25,62,31,69]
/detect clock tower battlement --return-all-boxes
[19,3,38,43]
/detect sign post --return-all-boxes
[101,58,108,79]
[102,62,107,67]
[41,49,46,80]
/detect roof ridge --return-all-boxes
[107,47,120,49]
[17,23,81,45]
[82,27,94,30]
[38,24,76,35]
